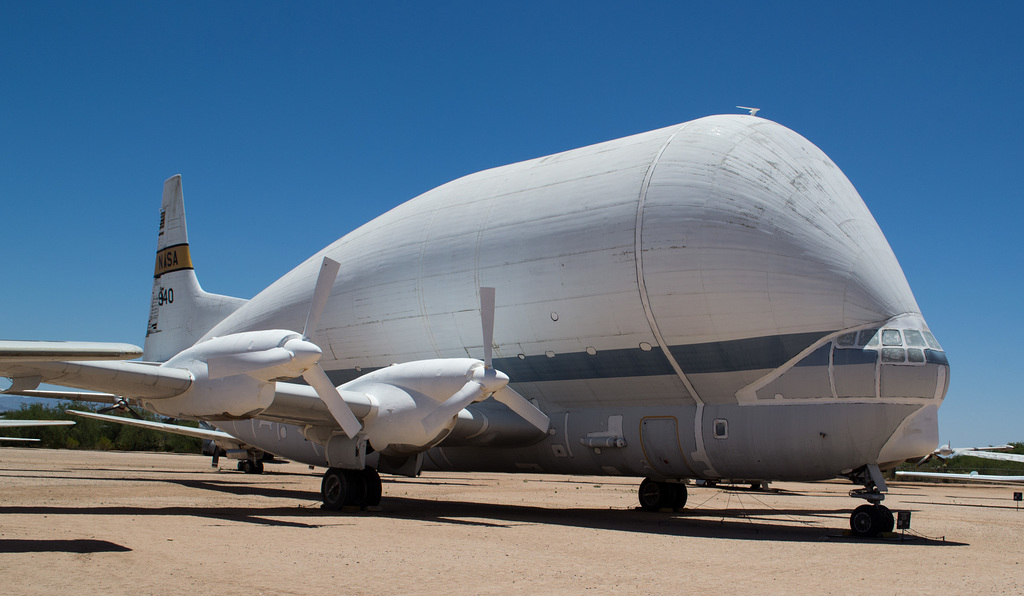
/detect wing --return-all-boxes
[0,419,75,427]
[0,340,142,361]
[896,471,1024,484]
[952,450,1024,464]
[0,418,75,442]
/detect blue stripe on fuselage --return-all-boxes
[325,330,834,385]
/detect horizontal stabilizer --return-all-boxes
[66,409,236,441]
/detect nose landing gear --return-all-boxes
[846,464,895,537]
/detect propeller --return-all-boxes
[299,257,362,438]
[96,397,145,420]
[478,287,550,432]
[421,287,549,434]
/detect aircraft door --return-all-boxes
[640,416,695,477]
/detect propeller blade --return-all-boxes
[479,287,495,368]
[303,365,362,438]
[493,386,550,432]
[303,257,341,339]
[421,380,486,434]
[207,347,296,379]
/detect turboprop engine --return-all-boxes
[344,287,549,453]
[149,329,324,420]
[139,259,361,435]
[138,258,548,456]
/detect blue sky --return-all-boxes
[1,2,1021,446]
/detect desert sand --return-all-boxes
[1,447,1021,594]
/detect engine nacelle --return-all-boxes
[142,329,320,420]
[343,358,496,452]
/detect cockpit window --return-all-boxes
[881,347,905,363]
[858,329,879,347]
[903,329,926,347]
[907,348,925,363]
[881,329,902,346]
[923,331,943,351]
[836,333,856,347]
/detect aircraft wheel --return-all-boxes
[638,478,673,511]
[875,504,894,534]
[362,468,382,507]
[344,469,367,506]
[250,459,264,474]
[672,483,688,510]
[850,504,891,537]
[237,460,247,472]
[321,468,347,510]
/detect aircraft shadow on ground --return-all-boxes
[376,496,964,545]
[0,472,967,545]
[0,504,332,529]
[0,538,132,554]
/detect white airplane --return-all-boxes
[897,444,1024,483]
[896,470,1024,483]
[0,114,950,537]
[918,443,1017,463]
[0,418,75,442]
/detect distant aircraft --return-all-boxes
[897,444,1024,483]
[896,470,1024,484]
[0,418,75,442]
[917,443,1016,464]
[0,114,949,537]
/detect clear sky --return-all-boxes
[1,2,1021,446]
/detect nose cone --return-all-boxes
[471,364,510,394]
[641,115,919,345]
[284,337,323,371]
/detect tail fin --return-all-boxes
[143,175,247,362]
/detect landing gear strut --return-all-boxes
[321,467,383,510]
[846,464,894,537]
[637,478,688,511]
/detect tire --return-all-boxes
[344,469,366,506]
[874,504,894,534]
[362,468,382,507]
[850,504,881,537]
[672,483,688,510]
[638,478,671,511]
[321,468,347,510]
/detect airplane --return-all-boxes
[896,470,1024,484]
[916,443,1016,464]
[897,444,1024,483]
[0,418,75,442]
[0,114,950,538]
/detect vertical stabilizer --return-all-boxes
[143,175,247,362]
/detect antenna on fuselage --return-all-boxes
[736,106,761,116]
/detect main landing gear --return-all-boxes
[237,459,264,474]
[637,478,688,511]
[846,464,895,538]
[321,467,383,510]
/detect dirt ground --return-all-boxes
[0,448,1021,595]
